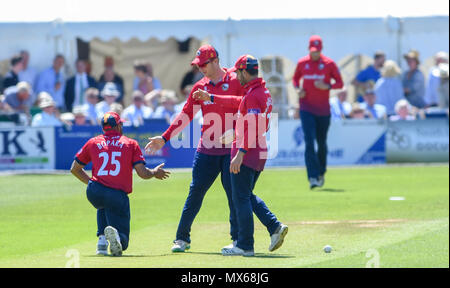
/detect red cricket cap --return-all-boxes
[309,35,323,52]
[234,54,259,71]
[191,45,218,66]
[102,111,124,130]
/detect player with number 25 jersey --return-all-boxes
[75,121,145,194]
[71,111,170,257]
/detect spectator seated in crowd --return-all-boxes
[0,94,13,113]
[144,88,163,110]
[330,87,352,121]
[95,82,120,120]
[180,65,203,97]
[360,89,387,120]
[152,90,178,123]
[82,88,100,125]
[425,52,449,107]
[35,54,66,111]
[71,105,91,126]
[352,51,385,102]
[133,60,160,95]
[389,99,416,121]
[122,90,153,127]
[31,92,63,127]
[3,81,33,115]
[374,60,405,116]
[435,62,449,109]
[402,49,426,109]
[2,54,24,93]
[18,50,38,102]
[349,103,366,119]
[64,58,97,112]
[98,56,124,104]
[109,102,124,116]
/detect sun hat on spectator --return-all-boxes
[101,82,120,98]
[404,49,420,64]
[381,60,402,77]
[72,105,88,116]
[38,93,56,109]
[16,81,31,93]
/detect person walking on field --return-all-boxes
[292,35,344,189]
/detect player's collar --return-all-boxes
[208,68,231,86]
[244,77,265,91]
[103,130,122,137]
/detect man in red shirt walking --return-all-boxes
[292,35,344,189]
[70,112,170,256]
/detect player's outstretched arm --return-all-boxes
[70,160,90,185]
[145,136,166,155]
[193,89,242,109]
[134,163,170,180]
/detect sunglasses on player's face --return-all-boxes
[198,60,212,68]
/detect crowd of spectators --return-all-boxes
[0,52,196,128]
[333,50,449,122]
[1,48,449,128]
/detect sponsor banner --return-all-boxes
[266,119,387,167]
[55,120,199,170]
[0,127,55,170]
[386,118,449,163]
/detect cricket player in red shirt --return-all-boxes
[70,112,170,256]
[292,35,343,189]
[193,55,288,256]
[145,45,283,254]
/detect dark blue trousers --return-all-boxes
[176,152,280,244]
[231,165,281,251]
[300,110,331,179]
[86,180,130,251]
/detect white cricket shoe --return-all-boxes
[104,226,123,257]
[269,224,289,252]
[222,240,237,250]
[171,240,191,253]
[309,178,320,189]
[222,246,254,257]
[318,175,325,188]
[96,235,108,256]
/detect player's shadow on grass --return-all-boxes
[315,188,346,193]
[187,252,295,259]
[86,252,295,259]
[86,254,175,258]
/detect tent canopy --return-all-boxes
[1,16,448,69]
[0,16,448,108]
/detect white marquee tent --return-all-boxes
[1,16,448,106]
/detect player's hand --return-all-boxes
[314,80,331,90]
[152,163,171,180]
[220,129,235,145]
[192,89,211,102]
[230,151,245,174]
[145,136,166,154]
[297,89,306,99]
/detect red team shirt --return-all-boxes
[213,78,272,172]
[162,68,245,155]
[75,130,146,194]
[292,54,343,116]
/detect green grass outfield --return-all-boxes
[0,165,448,268]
